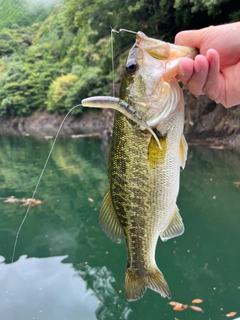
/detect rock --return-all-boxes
[183,86,240,151]
[0,111,105,138]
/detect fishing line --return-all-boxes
[110,27,137,97]
[110,26,115,97]
[111,28,137,35]
[4,103,82,284]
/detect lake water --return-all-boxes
[0,135,240,320]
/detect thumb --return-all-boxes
[175,29,203,49]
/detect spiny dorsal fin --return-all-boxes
[125,265,171,301]
[179,134,188,169]
[160,205,184,242]
[99,188,124,243]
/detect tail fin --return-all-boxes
[125,266,171,301]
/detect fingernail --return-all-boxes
[194,61,201,73]
[179,63,185,76]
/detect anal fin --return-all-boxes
[160,205,184,242]
[179,134,188,169]
[99,188,124,243]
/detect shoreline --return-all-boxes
[0,91,240,151]
[0,111,106,139]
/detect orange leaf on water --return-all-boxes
[173,303,188,311]
[189,305,204,312]
[192,298,203,304]
[226,312,237,317]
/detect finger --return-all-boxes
[175,30,203,48]
[202,49,221,101]
[186,55,209,96]
[177,57,194,84]
[222,62,240,107]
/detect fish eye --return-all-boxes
[126,59,138,74]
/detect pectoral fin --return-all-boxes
[99,188,124,243]
[179,134,188,169]
[160,205,184,242]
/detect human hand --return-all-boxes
[175,22,240,108]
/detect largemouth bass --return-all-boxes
[82,32,197,301]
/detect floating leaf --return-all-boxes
[192,298,203,304]
[226,312,237,317]
[4,196,18,203]
[3,196,43,207]
[190,305,204,312]
[234,182,240,187]
[173,303,188,311]
[21,198,43,207]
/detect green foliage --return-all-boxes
[0,0,239,117]
[229,10,240,21]
[0,0,59,29]
[47,73,78,113]
[174,0,225,14]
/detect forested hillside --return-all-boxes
[0,0,239,117]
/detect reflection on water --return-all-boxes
[0,136,240,320]
[0,255,98,320]
[77,265,131,319]
[0,255,131,320]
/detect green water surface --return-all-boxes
[0,135,240,320]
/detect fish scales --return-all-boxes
[81,31,197,301]
[150,104,183,234]
[110,111,153,271]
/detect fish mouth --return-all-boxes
[136,31,198,60]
